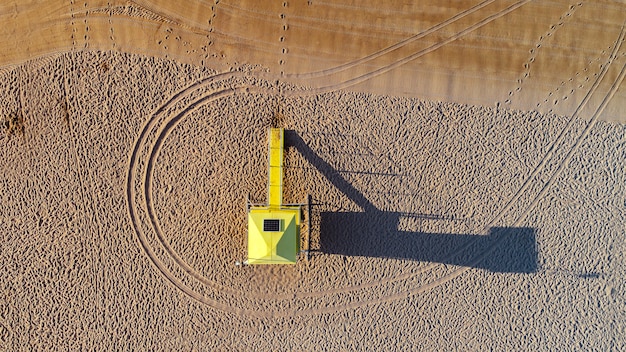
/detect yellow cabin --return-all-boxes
[245,128,301,264]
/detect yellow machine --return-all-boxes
[245,128,302,264]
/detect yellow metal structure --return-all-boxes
[246,128,301,264]
[268,128,284,207]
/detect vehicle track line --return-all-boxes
[303,0,533,93]
[454,61,626,291]
[128,84,390,316]
[295,25,626,313]
[516,59,626,225]
[127,77,240,271]
[127,73,303,305]
[126,83,246,315]
[297,44,626,315]
[143,87,255,295]
[286,0,497,79]
[464,29,626,282]
[486,23,626,228]
[127,193,244,314]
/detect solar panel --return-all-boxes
[263,219,281,232]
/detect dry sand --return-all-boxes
[0,1,625,350]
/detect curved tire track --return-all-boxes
[126,77,245,314]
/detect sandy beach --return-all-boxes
[0,1,624,350]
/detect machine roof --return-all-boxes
[247,208,300,264]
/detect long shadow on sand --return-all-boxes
[286,131,537,273]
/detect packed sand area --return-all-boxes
[1,1,625,350]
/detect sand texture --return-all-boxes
[1,1,625,351]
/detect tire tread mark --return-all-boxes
[287,0,497,79]
[516,58,626,225]
[486,23,626,228]
[140,83,421,302]
[294,23,626,312]
[306,0,534,93]
[144,88,254,296]
[126,74,242,314]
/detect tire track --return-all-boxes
[127,72,241,293]
[384,52,626,308]
[128,55,624,315]
[458,60,626,285]
[114,0,526,91]
[463,25,626,281]
[2,0,525,93]
[297,31,626,309]
[270,1,604,304]
[311,52,625,311]
[127,75,401,300]
[143,87,253,297]
[486,23,626,228]
[0,0,618,320]
[124,82,474,315]
[302,0,534,93]
[127,78,374,315]
[127,74,347,306]
[286,0,497,79]
[516,59,626,225]
[127,84,250,316]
